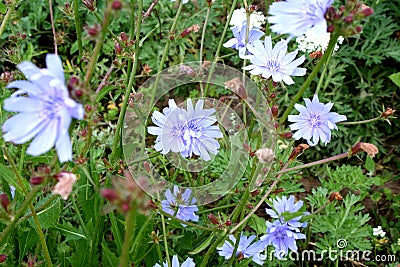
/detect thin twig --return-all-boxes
[142,0,159,19]
[49,0,58,54]
[95,64,114,93]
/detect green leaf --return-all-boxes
[28,195,61,229]
[188,233,216,255]
[389,72,400,88]
[17,228,38,260]
[101,241,119,266]
[53,223,87,242]
[248,214,266,234]
[0,2,6,14]
[364,156,375,173]
[0,163,30,194]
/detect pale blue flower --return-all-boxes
[288,95,347,146]
[148,99,223,161]
[243,37,306,85]
[260,220,306,259]
[161,185,199,224]
[268,0,334,37]
[2,54,84,162]
[266,195,309,229]
[223,22,264,58]
[154,255,195,267]
[217,233,266,265]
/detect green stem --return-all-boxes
[110,0,142,162]
[73,0,83,58]
[149,1,184,106]
[132,214,155,261]
[0,0,18,37]
[229,162,290,234]
[2,147,52,266]
[276,152,349,175]
[199,232,229,267]
[119,208,137,267]
[83,3,112,90]
[199,5,211,64]
[279,33,340,125]
[29,202,53,267]
[339,117,381,125]
[159,209,215,232]
[161,213,171,267]
[204,0,238,96]
[315,50,333,95]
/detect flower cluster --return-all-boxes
[260,195,308,259]
[372,226,386,238]
[147,99,223,161]
[154,255,195,267]
[296,27,344,53]
[217,233,266,265]
[2,54,84,162]
[161,186,199,225]
[288,95,347,146]
[229,7,265,29]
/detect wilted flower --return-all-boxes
[288,95,347,146]
[154,255,195,267]
[230,7,265,29]
[268,0,334,37]
[223,22,264,58]
[255,148,274,163]
[244,37,306,85]
[260,220,306,259]
[53,172,77,200]
[2,55,84,162]
[266,195,308,229]
[147,99,223,161]
[161,185,199,224]
[217,233,266,265]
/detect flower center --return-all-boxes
[275,229,286,240]
[266,58,281,72]
[42,97,63,119]
[309,114,321,128]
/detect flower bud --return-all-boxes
[329,192,343,202]
[101,188,119,202]
[82,0,95,11]
[53,172,77,200]
[0,254,6,263]
[147,200,158,210]
[381,107,395,118]
[111,0,122,10]
[225,220,232,226]
[30,176,45,185]
[279,132,293,139]
[0,194,10,213]
[271,106,278,118]
[288,143,310,161]
[207,214,219,225]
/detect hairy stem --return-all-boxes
[119,208,137,267]
[73,0,83,58]
[0,0,18,37]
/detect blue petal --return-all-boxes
[46,54,65,83]
[26,119,58,156]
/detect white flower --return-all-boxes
[229,8,265,29]
[372,226,386,237]
[53,172,77,200]
[296,27,344,53]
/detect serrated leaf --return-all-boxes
[53,223,87,242]
[101,241,119,266]
[17,228,38,260]
[28,195,61,229]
